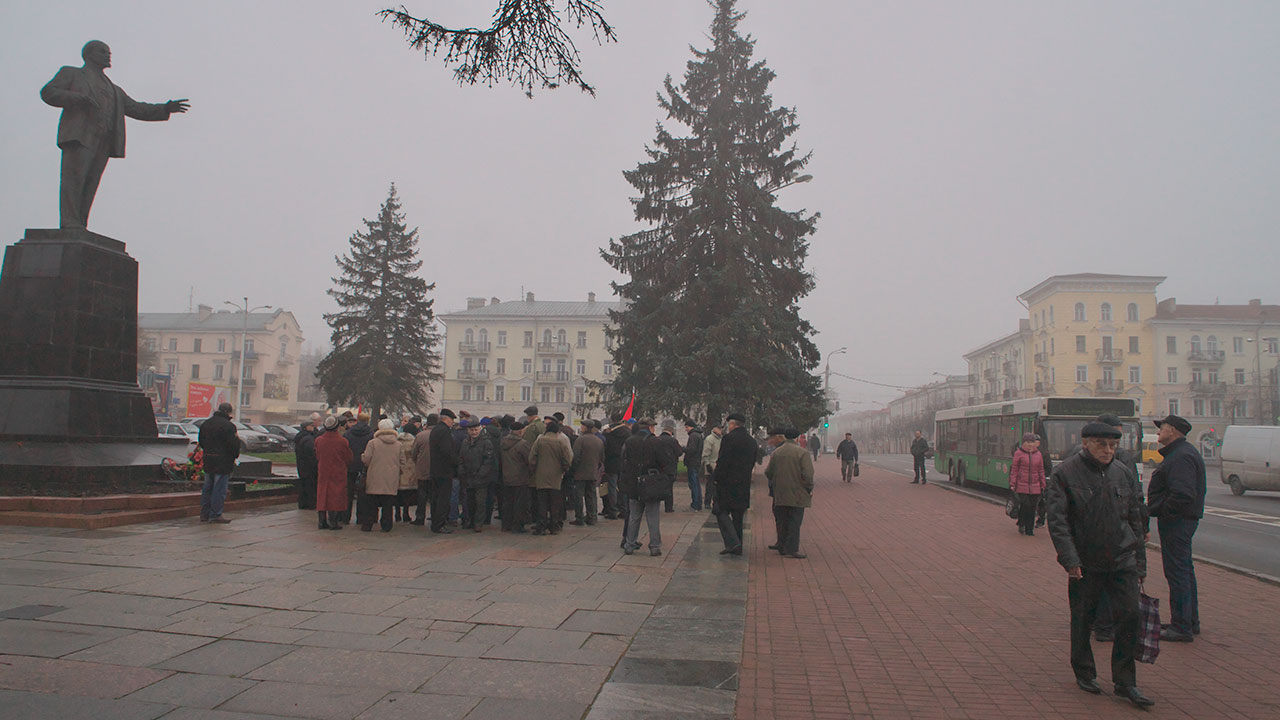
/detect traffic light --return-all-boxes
[823,421,829,428]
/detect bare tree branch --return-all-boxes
[378,1,616,97]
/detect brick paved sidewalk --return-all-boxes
[737,458,1280,720]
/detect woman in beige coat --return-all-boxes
[360,419,404,532]
[394,430,417,522]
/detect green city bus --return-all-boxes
[934,397,1140,489]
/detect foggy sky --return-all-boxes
[3,1,1278,410]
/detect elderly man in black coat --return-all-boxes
[197,402,240,524]
[714,413,757,555]
[1148,414,1206,642]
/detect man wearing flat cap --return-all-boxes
[714,413,756,554]
[1046,422,1153,707]
[765,428,814,558]
[1147,414,1205,642]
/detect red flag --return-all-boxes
[355,403,363,416]
[621,389,636,421]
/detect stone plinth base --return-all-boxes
[0,440,272,486]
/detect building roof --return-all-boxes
[1018,273,1166,304]
[139,308,296,333]
[963,319,1030,359]
[1153,298,1280,323]
[439,300,621,321]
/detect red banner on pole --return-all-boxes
[621,389,636,421]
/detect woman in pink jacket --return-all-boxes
[1009,432,1046,536]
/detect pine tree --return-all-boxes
[601,0,824,429]
[317,185,442,419]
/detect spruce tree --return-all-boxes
[317,185,442,419]
[601,0,824,429]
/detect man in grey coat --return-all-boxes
[570,419,605,525]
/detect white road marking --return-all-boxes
[1203,506,1280,527]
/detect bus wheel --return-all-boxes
[1228,475,1246,496]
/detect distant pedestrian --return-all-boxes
[1147,414,1205,642]
[836,432,859,483]
[314,415,352,530]
[1045,422,1153,708]
[807,432,821,461]
[656,419,682,513]
[457,420,496,532]
[620,419,664,555]
[359,419,403,532]
[1010,432,1046,536]
[500,420,533,532]
[529,421,573,535]
[910,430,930,484]
[343,412,374,524]
[766,428,814,559]
[702,424,723,510]
[570,419,605,525]
[714,413,756,554]
[427,409,460,534]
[683,421,705,511]
[197,402,239,524]
[294,415,319,509]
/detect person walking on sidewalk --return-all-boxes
[314,415,352,530]
[1045,422,1153,708]
[197,402,239,524]
[359,419,403,532]
[1147,413,1205,642]
[683,421,705,511]
[714,413,756,554]
[766,428,814,558]
[807,432,821,461]
[1010,432,1046,536]
[910,430,930,484]
[836,432,859,483]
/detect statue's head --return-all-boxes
[82,40,111,68]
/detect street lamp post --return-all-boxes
[224,297,271,419]
[823,347,847,442]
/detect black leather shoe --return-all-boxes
[1115,685,1154,708]
[719,546,741,555]
[767,544,781,550]
[783,552,806,559]
[1160,628,1193,642]
[1076,678,1102,695]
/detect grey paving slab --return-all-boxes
[220,679,387,720]
[0,559,124,586]
[463,696,590,720]
[218,586,332,610]
[0,653,174,698]
[648,600,744,622]
[298,593,406,615]
[353,691,480,720]
[389,637,491,658]
[607,657,738,690]
[0,603,67,619]
[226,625,315,644]
[156,639,298,677]
[293,631,401,652]
[123,672,257,708]
[559,609,649,636]
[170,603,272,624]
[43,608,182,631]
[64,630,214,667]
[294,612,400,635]
[45,568,163,591]
[0,618,128,657]
[248,646,450,691]
[160,619,249,638]
[241,609,320,627]
[417,658,608,704]
[157,708,293,720]
[459,624,519,646]
[380,598,489,622]
[466,602,579,629]
[585,682,736,717]
[0,688,171,720]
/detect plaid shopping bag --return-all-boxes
[1137,590,1160,664]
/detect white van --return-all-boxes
[1219,425,1280,495]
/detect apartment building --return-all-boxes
[964,319,1032,402]
[138,305,305,423]
[438,292,621,422]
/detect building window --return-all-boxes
[191,364,200,379]
[213,364,224,380]
[1050,368,1056,384]
[166,362,177,377]
[240,391,250,406]
[540,386,551,403]
[576,359,586,375]
[1076,365,1088,383]
[217,338,226,352]
[476,358,487,373]
[193,339,202,353]
[475,385,485,402]
[1075,336,1086,353]
[1074,303,1085,322]
[478,329,488,345]
[575,387,585,404]
[1166,336,1177,354]
[1168,398,1180,415]
[542,359,552,373]
[556,359,566,376]
[1049,306,1054,324]
[1050,338,1055,355]
[494,384,505,402]
[1268,338,1279,354]
[1127,303,1139,322]
[464,329,474,344]
[1129,336,1139,354]
[1189,335,1201,353]
[462,385,472,401]
[1167,367,1178,383]
[555,387,565,403]
[1191,369,1202,384]
[496,359,506,375]
[1102,366,1115,383]
[1193,399,1205,416]
[497,331,507,347]
[1237,400,1249,418]
[542,329,553,345]
[1210,399,1222,417]
[1129,366,1141,384]
[1206,336,1219,353]
[1208,370,1219,384]
[243,364,253,379]
[523,331,533,348]
[145,337,157,351]
[168,338,178,351]
[244,339,254,353]
[1234,337,1244,354]
[1100,303,1112,322]
[521,385,532,402]
[522,359,532,374]
[557,329,567,346]
[577,331,587,348]
[462,358,473,373]
[1235,368,1246,384]
[604,360,614,376]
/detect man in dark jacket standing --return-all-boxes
[656,420,683,513]
[683,421,705,511]
[621,419,663,555]
[428,409,460,533]
[197,402,239,523]
[714,413,756,554]
[1148,414,1206,642]
[570,419,605,525]
[1046,422,1153,708]
[457,421,496,532]
[836,432,859,483]
[343,413,375,524]
[295,415,319,509]
[910,430,930,484]
[603,417,631,525]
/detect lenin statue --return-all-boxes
[40,40,189,229]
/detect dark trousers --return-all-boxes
[533,488,563,532]
[1068,568,1139,688]
[840,459,855,482]
[430,476,452,531]
[346,470,363,522]
[574,478,598,523]
[359,493,394,531]
[414,478,430,523]
[618,491,631,545]
[297,474,317,509]
[601,472,619,517]
[775,505,805,554]
[485,481,500,522]
[463,486,487,528]
[1158,516,1200,634]
[1017,492,1039,533]
[559,475,573,523]
[912,455,927,480]
[59,141,110,228]
[501,485,531,530]
[717,507,745,550]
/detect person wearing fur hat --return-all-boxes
[359,419,404,532]
[314,415,353,530]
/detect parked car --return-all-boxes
[1220,425,1280,495]
[260,423,299,441]
[157,421,199,447]
[232,422,288,454]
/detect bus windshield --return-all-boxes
[1042,419,1140,461]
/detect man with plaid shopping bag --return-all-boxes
[1046,422,1155,708]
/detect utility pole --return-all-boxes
[225,297,271,420]
[823,347,847,444]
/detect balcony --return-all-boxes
[1189,381,1227,396]
[536,371,570,383]
[1034,352,1049,366]
[982,368,996,380]
[1094,379,1125,395]
[1034,382,1055,394]
[1186,349,1225,365]
[1003,360,1018,374]
[457,369,490,380]
[238,378,257,387]
[457,341,491,355]
[231,349,258,361]
[275,353,294,366]
[1095,349,1124,364]
[536,342,571,355]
